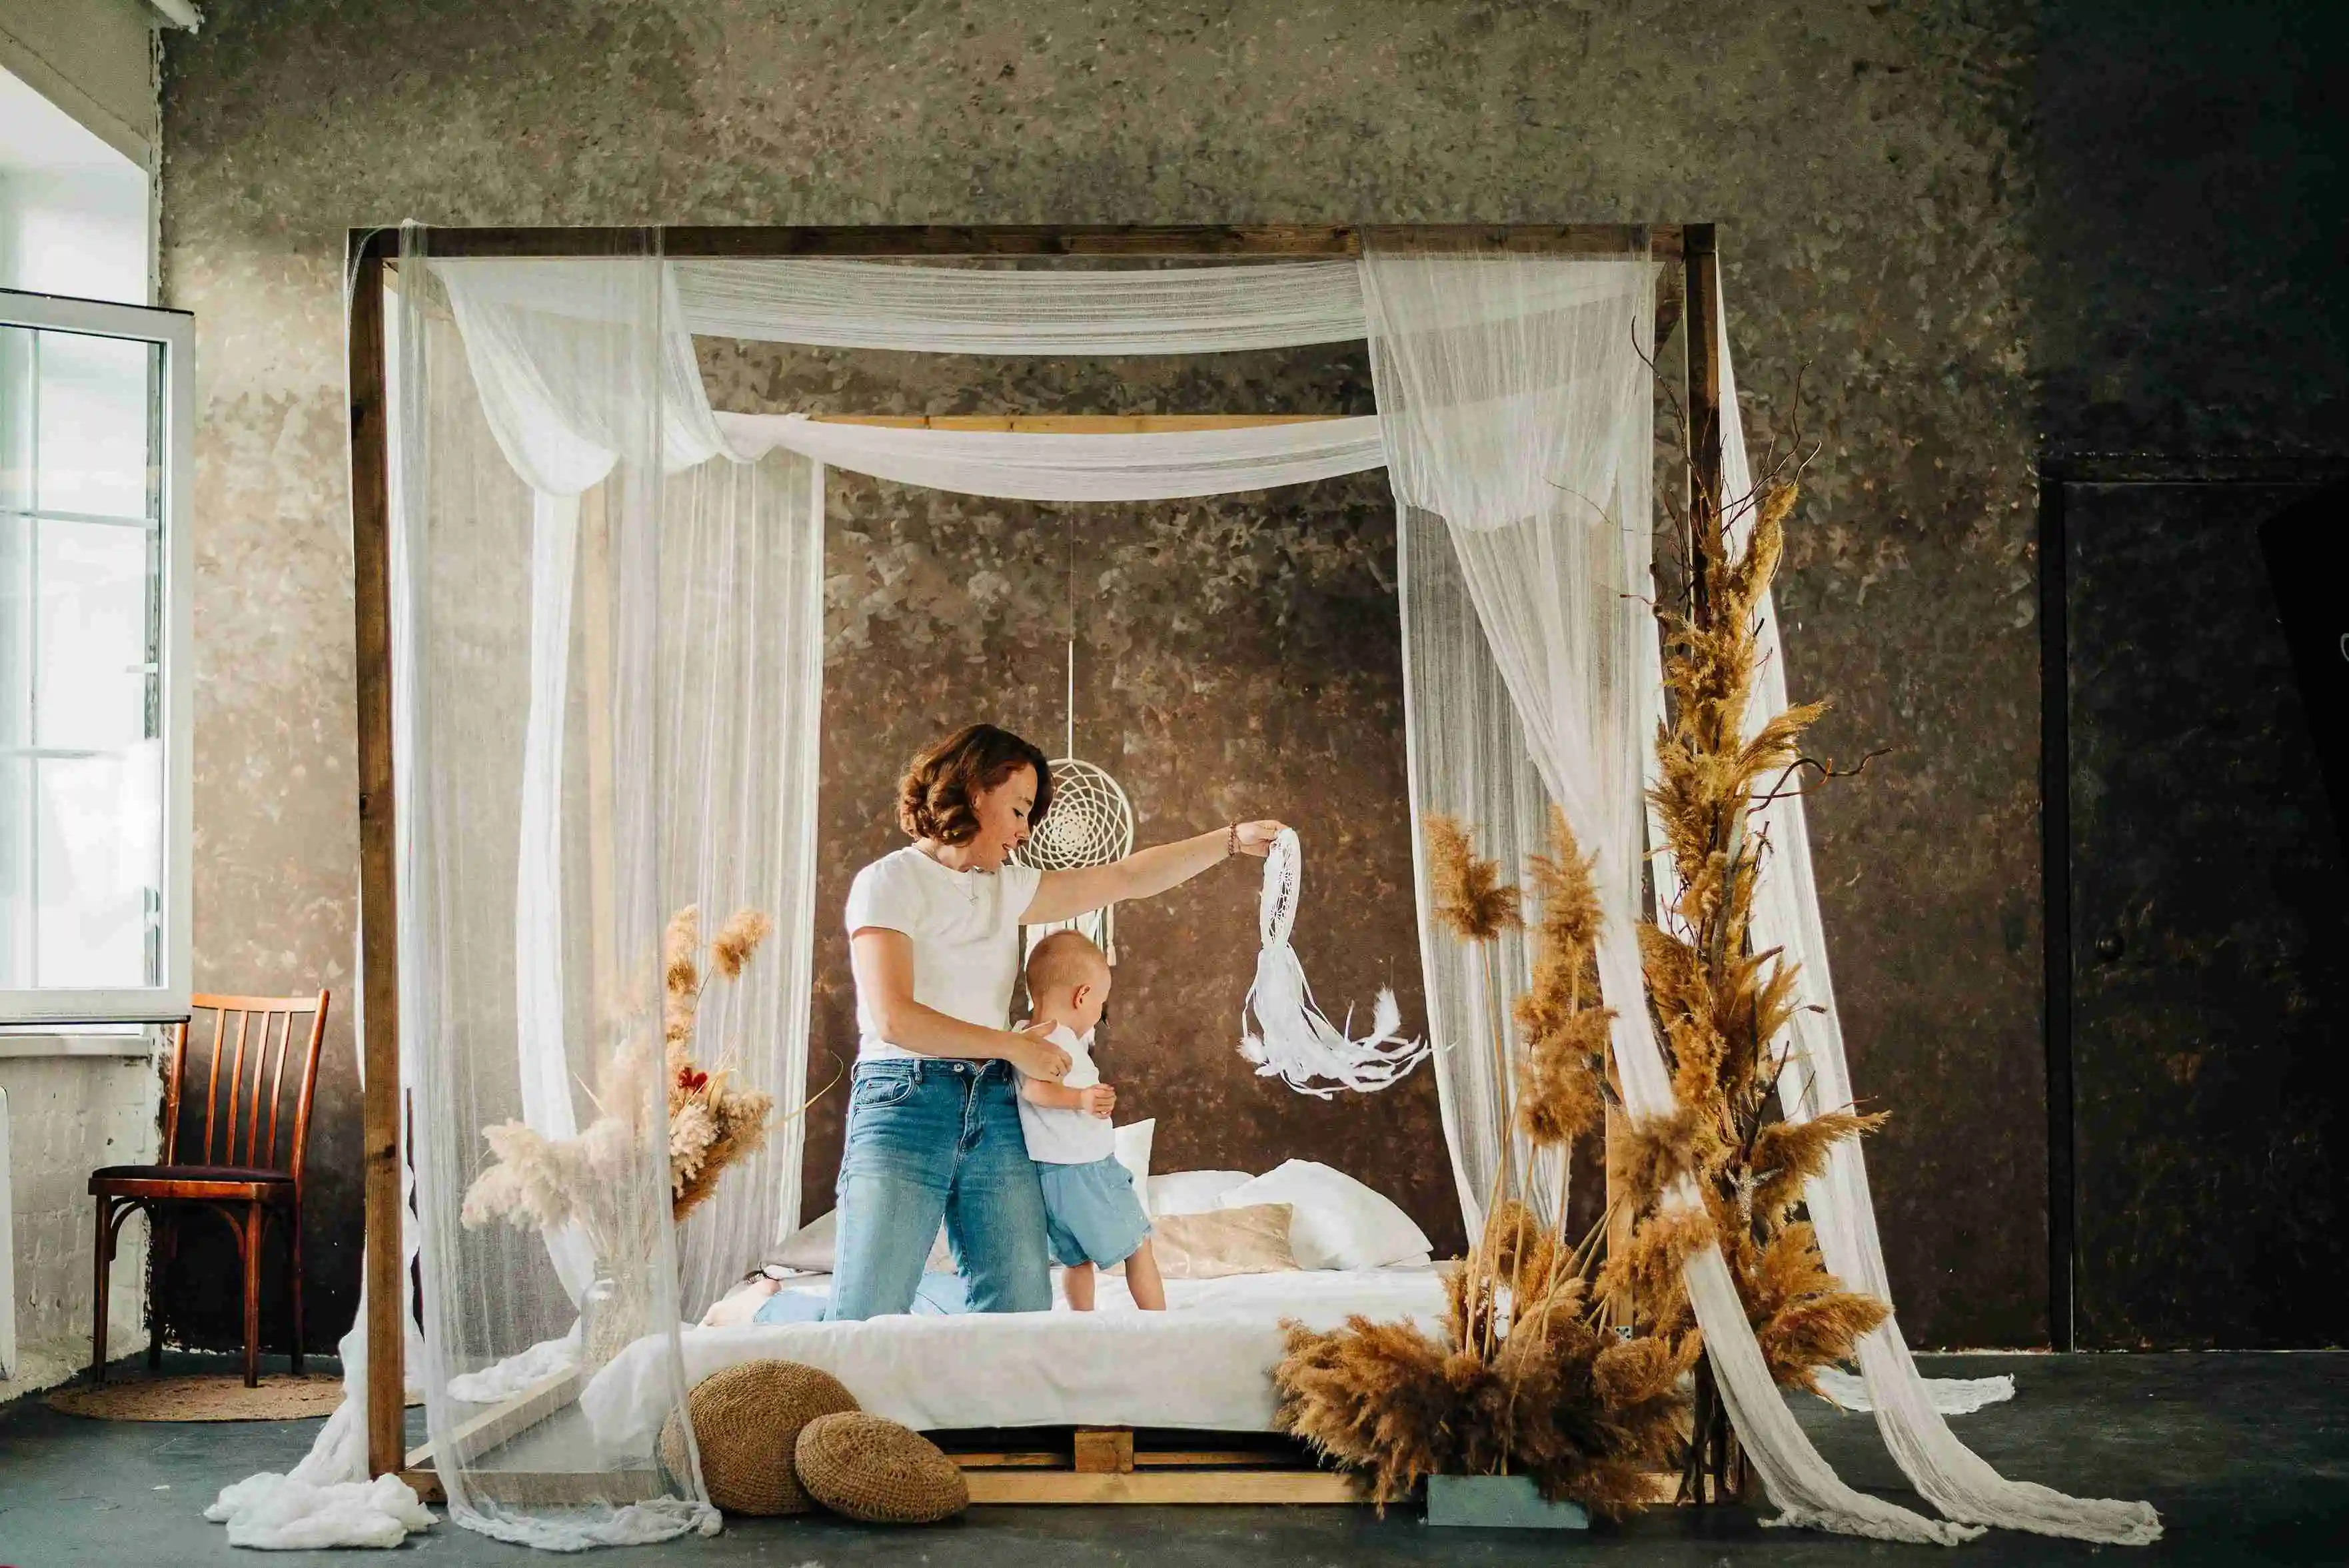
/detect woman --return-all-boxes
[834,722,1282,1319]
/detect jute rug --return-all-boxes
[48,1371,349,1422]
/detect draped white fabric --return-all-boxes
[714,411,1385,501]
[398,235,714,1548]
[1395,502,1559,1232]
[1365,243,1974,1545]
[433,259,830,1327]
[517,492,596,1303]
[657,453,827,1315]
[672,257,1372,354]
[1711,302,2162,1543]
[439,260,724,485]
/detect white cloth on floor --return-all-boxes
[1815,1367,2016,1416]
[205,1471,436,1551]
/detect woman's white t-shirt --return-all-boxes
[844,845,1043,1062]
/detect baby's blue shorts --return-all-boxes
[1037,1155,1152,1269]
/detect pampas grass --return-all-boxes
[1635,459,1890,1499]
[1275,1214,1695,1517]
[1427,814,1523,943]
[462,904,785,1246]
[1279,807,1685,1513]
[1286,390,1893,1512]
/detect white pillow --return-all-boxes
[1217,1159,1431,1270]
[1149,1169,1253,1217]
[768,1208,836,1273]
[766,1207,954,1273]
[1113,1118,1155,1201]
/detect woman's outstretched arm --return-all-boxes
[1021,819,1284,926]
[850,928,1073,1079]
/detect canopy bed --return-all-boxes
[323,222,2154,1549]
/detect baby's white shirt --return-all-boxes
[1015,1022,1114,1165]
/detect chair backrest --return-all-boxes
[163,992,331,1184]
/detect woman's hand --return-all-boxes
[1006,1028,1073,1082]
[1231,819,1287,858]
[1078,1084,1116,1119]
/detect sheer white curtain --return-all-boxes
[434,261,832,1325]
[1395,502,1557,1232]
[1711,303,2161,1543]
[658,452,826,1314]
[672,257,1372,354]
[714,410,1383,502]
[1366,241,1976,1545]
[399,232,713,1549]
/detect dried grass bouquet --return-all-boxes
[1273,810,1692,1519]
[460,904,779,1245]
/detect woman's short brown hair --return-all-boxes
[896,724,1053,846]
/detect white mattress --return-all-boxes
[582,1265,1446,1454]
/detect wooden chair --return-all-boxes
[89,992,330,1387]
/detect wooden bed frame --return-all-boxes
[349,221,1727,1503]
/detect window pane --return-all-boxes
[32,516,152,752]
[0,314,169,1003]
[0,325,31,514]
[36,330,154,520]
[22,747,160,989]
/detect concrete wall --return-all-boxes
[149,0,2348,1351]
[0,0,160,170]
[0,1052,157,1395]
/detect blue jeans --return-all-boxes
[829,1058,1052,1319]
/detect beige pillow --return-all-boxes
[1149,1201,1299,1280]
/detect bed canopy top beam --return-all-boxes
[351,222,1682,263]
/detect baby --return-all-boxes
[1019,930,1165,1311]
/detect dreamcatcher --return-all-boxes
[1239,828,1429,1096]
[1013,522,1136,961]
[1016,752,1135,960]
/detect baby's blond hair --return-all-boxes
[1026,929,1108,1004]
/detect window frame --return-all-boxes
[0,287,193,1026]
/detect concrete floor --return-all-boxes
[1,1353,2342,1565]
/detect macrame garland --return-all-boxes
[1239,828,1429,1097]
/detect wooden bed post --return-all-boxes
[349,228,406,1479]
[1683,224,1723,558]
[1607,225,1717,1333]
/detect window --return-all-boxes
[0,289,189,1024]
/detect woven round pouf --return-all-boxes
[794,1411,970,1524]
[657,1359,859,1516]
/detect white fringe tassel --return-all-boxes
[1239,829,1430,1098]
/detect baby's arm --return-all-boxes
[1022,1076,1088,1110]
[1021,1077,1117,1118]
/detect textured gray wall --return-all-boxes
[153,0,2342,1352]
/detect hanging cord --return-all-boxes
[1064,510,1076,758]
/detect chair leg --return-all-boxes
[288,1207,305,1375]
[90,1199,114,1385]
[239,1203,265,1389]
[149,1211,175,1371]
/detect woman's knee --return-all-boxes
[830,1171,946,1319]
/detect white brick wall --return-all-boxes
[1,1052,159,1396]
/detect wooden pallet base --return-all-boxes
[398,1401,1677,1511]
[964,1468,1361,1505]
